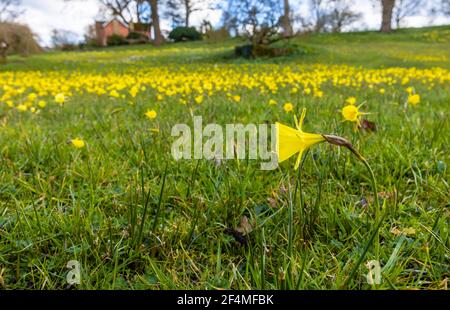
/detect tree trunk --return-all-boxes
[0,41,9,65]
[149,0,164,46]
[136,1,142,23]
[380,0,395,32]
[282,0,293,37]
[185,1,190,27]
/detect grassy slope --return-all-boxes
[0,26,449,290]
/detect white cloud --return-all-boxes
[17,0,100,46]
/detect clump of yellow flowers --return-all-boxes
[70,138,85,149]
[145,109,157,119]
[0,63,446,118]
[407,94,420,105]
[54,93,66,105]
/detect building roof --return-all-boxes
[97,18,128,30]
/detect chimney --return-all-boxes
[95,21,106,46]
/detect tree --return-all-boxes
[164,0,206,27]
[0,38,8,64]
[220,0,282,37]
[99,0,134,25]
[51,29,79,48]
[299,0,361,33]
[135,0,151,23]
[0,22,41,63]
[380,0,396,32]
[308,0,330,33]
[393,0,423,29]
[280,0,293,37]
[0,0,23,21]
[327,0,362,33]
[220,4,240,36]
[443,0,450,15]
[148,0,164,45]
[430,0,450,16]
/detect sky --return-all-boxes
[14,0,450,46]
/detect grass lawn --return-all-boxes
[0,26,448,290]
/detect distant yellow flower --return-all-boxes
[268,99,277,105]
[407,94,420,105]
[55,93,66,105]
[314,90,323,98]
[109,90,120,98]
[379,88,385,94]
[71,138,85,149]
[304,88,311,95]
[276,108,325,170]
[38,100,46,108]
[195,95,203,104]
[129,86,139,98]
[6,100,14,108]
[342,104,367,127]
[28,93,37,101]
[145,109,157,119]
[17,104,27,112]
[283,102,294,113]
[232,95,241,102]
[406,87,414,94]
[157,94,163,101]
[346,97,356,105]
[291,87,298,94]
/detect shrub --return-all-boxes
[235,41,302,59]
[0,22,42,56]
[107,34,127,46]
[234,44,253,58]
[127,31,147,40]
[205,27,230,43]
[60,43,78,51]
[168,27,201,42]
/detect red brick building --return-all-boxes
[95,18,151,46]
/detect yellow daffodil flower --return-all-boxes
[407,94,420,105]
[276,108,325,170]
[55,93,66,105]
[17,104,27,112]
[346,97,357,105]
[341,104,368,127]
[283,102,293,112]
[71,138,85,149]
[195,95,203,104]
[145,109,157,119]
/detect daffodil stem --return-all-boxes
[359,156,381,263]
[317,135,382,286]
[359,157,380,217]
[341,155,383,288]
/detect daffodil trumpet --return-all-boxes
[276,108,325,170]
